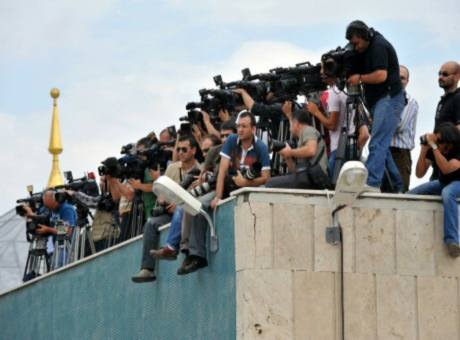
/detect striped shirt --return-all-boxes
[391,93,418,150]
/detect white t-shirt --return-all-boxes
[323,86,348,152]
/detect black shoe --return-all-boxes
[131,269,156,283]
[177,255,208,275]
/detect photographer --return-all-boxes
[233,88,285,139]
[306,63,370,176]
[131,135,201,283]
[22,190,77,236]
[346,20,405,192]
[266,109,329,189]
[174,111,270,275]
[408,122,460,257]
[150,135,220,261]
[127,137,158,220]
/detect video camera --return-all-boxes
[25,214,51,235]
[247,62,326,102]
[55,171,99,197]
[98,141,173,180]
[321,43,355,87]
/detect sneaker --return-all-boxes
[131,269,156,283]
[177,255,208,276]
[150,246,178,261]
[361,184,381,193]
[447,243,460,258]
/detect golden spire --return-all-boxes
[47,88,65,188]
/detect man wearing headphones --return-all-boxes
[23,189,77,237]
[346,20,405,192]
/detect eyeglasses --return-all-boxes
[177,147,189,153]
[221,133,231,138]
[438,71,452,77]
[202,148,210,153]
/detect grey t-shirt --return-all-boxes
[296,126,328,174]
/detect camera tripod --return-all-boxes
[69,205,96,261]
[22,235,50,282]
[122,190,144,240]
[331,86,397,191]
[50,222,72,270]
[331,89,366,186]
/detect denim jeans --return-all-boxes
[328,150,337,177]
[366,92,405,190]
[166,207,184,250]
[408,180,460,245]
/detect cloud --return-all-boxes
[0,0,115,60]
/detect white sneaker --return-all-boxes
[362,184,381,193]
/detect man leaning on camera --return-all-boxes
[176,111,271,275]
[346,20,405,192]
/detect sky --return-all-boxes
[0,0,459,214]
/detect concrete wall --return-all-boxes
[233,188,460,340]
[0,200,237,340]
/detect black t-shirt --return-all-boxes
[434,88,460,130]
[426,148,460,184]
[350,31,402,109]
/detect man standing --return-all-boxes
[346,20,405,192]
[434,61,460,130]
[389,65,419,192]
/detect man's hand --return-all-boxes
[211,197,220,209]
[279,143,293,159]
[192,124,202,143]
[282,101,293,119]
[149,168,161,181]
[36,224,53,235]
[232,88,246,95]
[65,190,75,197]
[22,205,34,217]
[128,178,142,190]
[166,203,176,214]
[218,109,231,122]
[426,133,438,145]
[347,74,361,86]
[306,101,320,117]
[232,170,249,187]
[202,111,211,124]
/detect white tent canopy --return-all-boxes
[0,209,28,294]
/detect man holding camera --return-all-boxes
[346,20,405,192]
[23,190,77,237]
[131,135,201,283]
[173,111,270,275]
[266,109,329,189]
[408,122,460,257]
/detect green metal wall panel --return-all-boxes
[0,200,236,340]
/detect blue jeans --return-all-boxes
[328,150,337,177]
[408,180,460,245]
[366,92,405,190]
[166,207,184,250]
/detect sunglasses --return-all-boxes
[202,148,210,153]
[438,71,452,77]
[177,147,189,153]
[221,133,231,138]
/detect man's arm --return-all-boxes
[432,149,460,175]
[415,145,432,178]
[308,102,340,131]
[348,70,387,86]
[233,88,254,110]
[215,157,230,199]
[280,140,318,160]
[128,179,153,193]
[202,111,221,138]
